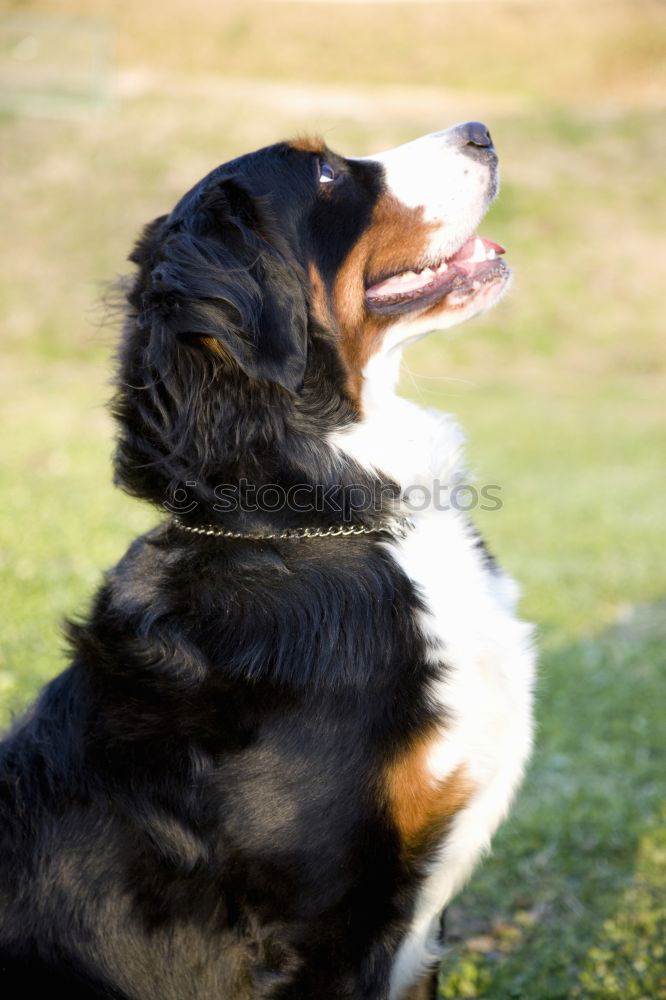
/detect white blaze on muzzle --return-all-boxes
[361,123,500,265]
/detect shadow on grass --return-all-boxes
[437,604,666,999]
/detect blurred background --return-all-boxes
[1,1,665,996]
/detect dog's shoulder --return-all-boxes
[75,525,424,695]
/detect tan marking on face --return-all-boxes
[308,262,334,330]
[331,193,437,401]
[385,734,473,851]
[290,135,326,155]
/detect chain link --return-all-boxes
[170,515,412,542]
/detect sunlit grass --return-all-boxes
[8,0,666,104]
[438,608,666,999]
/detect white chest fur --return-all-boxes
[331,350,535,999]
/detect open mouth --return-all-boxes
[364,235,509,315]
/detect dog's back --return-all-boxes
[1,530,427,998]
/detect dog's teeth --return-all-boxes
[468,237,487,263]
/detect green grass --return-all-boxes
[438,608,666,999]
[1,3,665,994]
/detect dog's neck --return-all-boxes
[331,342,467,495]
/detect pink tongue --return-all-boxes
[452,235,506,261]
[366,270,434,298]
[366,234,506,300]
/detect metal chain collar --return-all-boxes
[170,515,413,542]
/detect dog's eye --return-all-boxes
[319,163,337,185]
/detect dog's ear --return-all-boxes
[131,179,308,393]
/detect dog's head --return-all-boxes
[116,123,508,508]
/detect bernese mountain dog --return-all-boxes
[0,122,535,999]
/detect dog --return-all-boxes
[0,122,534,999]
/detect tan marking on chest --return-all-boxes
[385,734,473,850]
[402,969,439,1000]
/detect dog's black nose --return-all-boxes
[457,121,494,150]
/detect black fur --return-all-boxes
[0,141,440,998]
